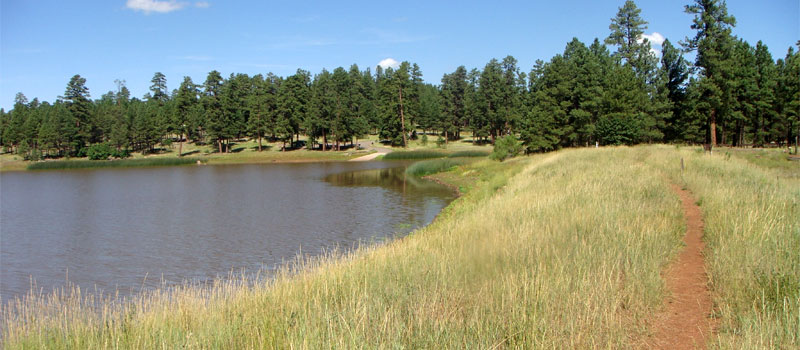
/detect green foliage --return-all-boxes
[404,158,465,176]
[86,143,114,160]
[490,135,522,161]
[383,150,446,160]
[596,113,641,145]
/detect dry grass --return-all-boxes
[3,145,796,349]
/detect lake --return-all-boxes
[0,161,456,302]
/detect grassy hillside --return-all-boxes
[2,146,797,349]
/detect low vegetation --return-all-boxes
[27,157,201,170]
[382,149,447,160]
[404,158,466,176]
[2,146,796,349]
[446,150,490,158]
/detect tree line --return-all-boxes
[2,0,798,160]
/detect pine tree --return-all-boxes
[174,76,199,156]
[202,70,225,153]
[63,75,92,154]
[660,39,690,142]
[683,0,736,146]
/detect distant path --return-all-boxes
[349,142,392,162]
[645,184,715,349]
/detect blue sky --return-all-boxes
[1,0,797,110]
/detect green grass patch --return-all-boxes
[405,158,466,176]
[383,150,446,160]
[27,157,201,170]
[447,150,490,158]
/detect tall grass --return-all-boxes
[382,150,446,160]
[3,146,795,348]
[447,150,490,158]
[405,158,466,176]
[27,158,201,170]
[644,145,799,349]
[2,147,687,348]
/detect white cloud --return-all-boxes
[378,58,400,69]
[650,47,662,58]
[126,0,186,13]
[195,1,210,8]
[638,32,665,46]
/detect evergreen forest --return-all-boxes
[2,0,798,161]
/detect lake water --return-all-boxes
[0,161,456,302]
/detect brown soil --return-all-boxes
[644,184,715,349]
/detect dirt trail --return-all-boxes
[644,184,715,349]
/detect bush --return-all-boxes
[436,136,446,148]
[490,135,523,161]
[86,143,114,160]
[420,134,428,146]
[111,148,131,159]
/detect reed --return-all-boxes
[446,150,490,158]
[405,158,466,176]
[382,150,446,160]
[27,158,201,170]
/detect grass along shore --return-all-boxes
[2,146,797,348]
[0,134,495,172]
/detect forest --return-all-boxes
[1,0,798,161]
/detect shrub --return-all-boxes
[436,136,446,148]
[86,143,114,160]
[490,135,523,161]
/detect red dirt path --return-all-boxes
[644,184,715,349]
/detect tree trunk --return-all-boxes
[218,139,222,153]
[399,86,407,148]
[258,134,262,152]
[709,109,717,147]
[322,130,327,151]
[178,132,183,157]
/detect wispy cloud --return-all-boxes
[126,0,185,14]
[378,58,400,69]
[269,37,338,50]
[126,0,209,14]
[361,28,431,45]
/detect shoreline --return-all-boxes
[0,149,378,172]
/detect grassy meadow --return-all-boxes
[2,145,797,349]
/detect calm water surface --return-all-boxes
[0,161,455,301]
